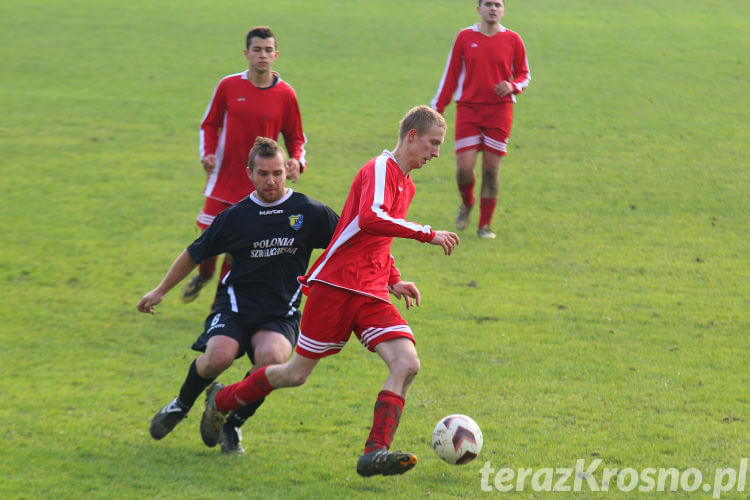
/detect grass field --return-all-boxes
[1,0,748,498]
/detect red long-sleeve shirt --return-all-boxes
[431,24,530,113]
[300,151,435,302]
[199,70,307,204]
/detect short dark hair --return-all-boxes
[248,137,285,171]
[246,26,276,50]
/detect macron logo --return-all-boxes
[470,43,478,48]
[259,209,284,215]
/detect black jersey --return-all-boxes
[187,190,339,320]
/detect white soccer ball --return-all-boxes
[431,414,483,465]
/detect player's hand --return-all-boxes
[201,154,217,174]
[389,281,421,309]
[137,289,165,314]
[494,81,514,97]
[430,231,460,255]
[286,159,301,182]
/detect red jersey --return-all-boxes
[431,24,530,113]
[300,151,435,302]
[199,71,307,204]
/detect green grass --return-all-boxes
[1,0,748,498]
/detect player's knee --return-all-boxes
[254,346,290,367]
[456,163,475,178]
[408,355,421,379]
[202,350,234,374]
[393,353,420,381]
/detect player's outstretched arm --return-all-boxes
[389,281,421,310]
[137,250,198,314]
[429,230,460,256]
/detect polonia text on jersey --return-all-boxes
[250,237,298,258]
[253,237,295,249]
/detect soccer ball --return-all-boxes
[431,414,483,465]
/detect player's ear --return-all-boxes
[407,129,418,142]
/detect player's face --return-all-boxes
[244,37,278,73]
[477,1,505,24]
[248,153,287,203]
[409,125,446,169]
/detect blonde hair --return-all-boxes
[399,105,446,139]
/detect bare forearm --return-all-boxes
[156,250,199,295]
[137,250,199,314]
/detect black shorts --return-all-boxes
[191,311,300,365]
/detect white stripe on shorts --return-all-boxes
[483,135,507,153]
[359,324,413,350]
[455,135,481,151]
[297,333,347,355]
[197,212,216,227]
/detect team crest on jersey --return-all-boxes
[289,214,304,231]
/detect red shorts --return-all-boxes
[196,197,232,230]
[296,283,415,359]
[455,102,514,156]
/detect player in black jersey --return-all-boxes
[137,137,338,454]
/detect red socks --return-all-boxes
[478,197,497,228]
[364,390,405,454]
[215,366,273,413]
[216,378,406,454]
[458,179,476,209]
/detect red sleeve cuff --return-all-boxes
[420,228,436,243]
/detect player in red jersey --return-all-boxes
[182,26,308,303]
[431,0,530,239]
[199,106,460,477]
